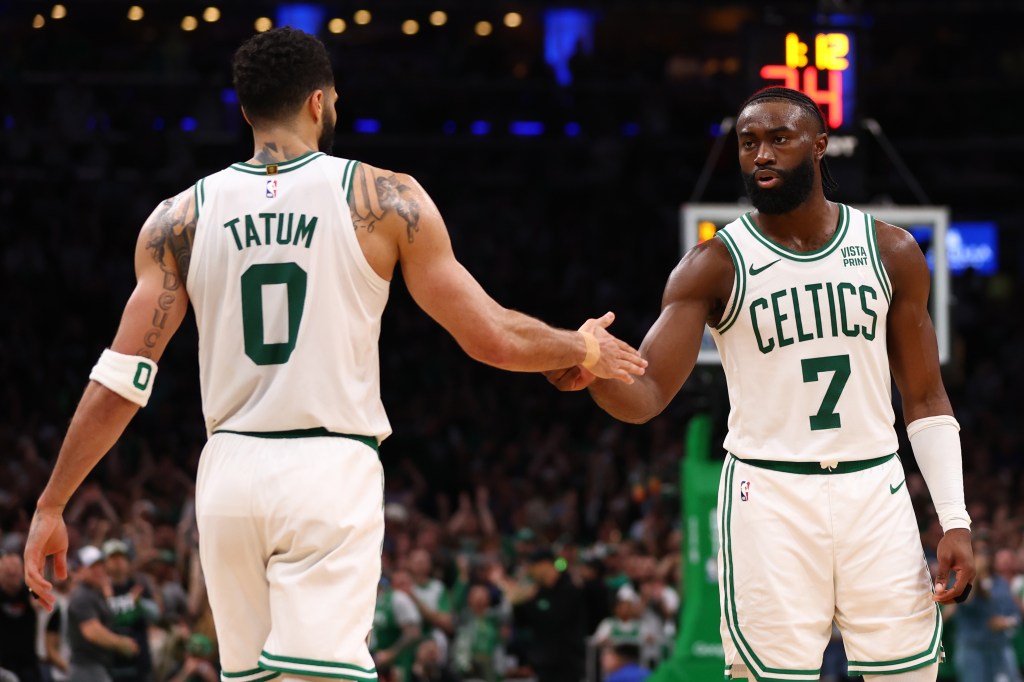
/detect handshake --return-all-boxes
[546,311,647,391]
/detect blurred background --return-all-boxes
[1,1,1022,681]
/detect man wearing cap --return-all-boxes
[497,548,587,682]
[67,546,139,682]
[102,540,159,682]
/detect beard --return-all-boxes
[743,156,816,214]
[317,114,336,153]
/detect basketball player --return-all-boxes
[546,86,975,681]
[23,27,647,682]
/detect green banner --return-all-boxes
[650,414,725,682]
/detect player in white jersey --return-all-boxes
[547,86,975,681]
[22,27,647,682]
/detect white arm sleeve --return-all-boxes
[907,415,971,533]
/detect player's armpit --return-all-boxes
[877,221,952,423]
[108,192,194,362]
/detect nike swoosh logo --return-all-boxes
[890,480,906,494]
[748,259,781,276]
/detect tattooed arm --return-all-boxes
[25,190,194,609]
[348,163,646,378]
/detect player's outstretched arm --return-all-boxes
[25,191,194,610]
[348,163,646,380]
[880,220,974,604]
[549,238,733,423]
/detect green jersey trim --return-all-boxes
[344,160,360,204]
[213,428,379,452]
[864,213,893,303]
[193,177,207,220]
[229,151,325,175]
[733,452,895,475]
[221,668,281,682]
[721,458,822,681]
[846,609,942,674]
[715,230,747,334]
[740,204,850,262]
[258,651,377,681]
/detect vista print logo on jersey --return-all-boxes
[266,179,278,198]
[740,480,751,501]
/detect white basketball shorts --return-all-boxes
[718,453,942,680]
[196,432,384,682]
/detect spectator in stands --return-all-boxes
[452,584,504,682]
[103,540,160,682]
[600,643,650,682]
[372,572,423,682]
[408,639,459,682]
[67,547,139,682]
[165,634,217,682]
[0,551,42,682]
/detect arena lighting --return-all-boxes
[152,117,165,131]
[429,11,447,26]
[181,16,198,31]
[564,121,581,137]
[544,8,595,86]
[203,7,221,23]
[4,115,15,130]
[474,20,493,36]
[127,6,144,21]
[401,19,419,35]
[621,122,640,136]
[180,117,198,132]
[327,18,346,33]
[51,4,67,19]
[469,120,491,135]
[442,120,456,134]
[276,4,324,34]
[254,17,273,32]
[353,119,381,133]
[504,12,522,28]
[220,88,238,105]
[32,14,45,28]
[509,121,543,136]
[353,10,371,25]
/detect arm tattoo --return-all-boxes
[349,164,421,243]
[139,192,196,357]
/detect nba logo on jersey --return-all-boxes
[739,480,750,501]
[265,179,278,198]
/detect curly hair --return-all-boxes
[232,27,334,125]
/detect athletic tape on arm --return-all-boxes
[89,349,159,407]
[908,415,971,533]
[580,331,601,370]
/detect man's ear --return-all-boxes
[240,106,253,127]
[815,131,828,162]
[308,89,325,124]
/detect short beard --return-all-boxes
[317,116,336,154]
[743,156,816,215]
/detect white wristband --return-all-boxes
[89,349,159,407]
[907,415,971,533]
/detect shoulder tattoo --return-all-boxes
[349,164,421,243]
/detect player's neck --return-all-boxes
[754,194,837,248]
[248,129,318,165]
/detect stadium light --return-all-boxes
[402,19,419,35]
[181,16,198,31]
[429,11,447,26]
[475,21,493,36]
[354,10,371,25]
[51,5,67,19]
[203,7,221,22]
[328,18,346,33]
[127,6,144,21]
[504,12,522,28]
[32,14,45,28]
[254,17,272,32]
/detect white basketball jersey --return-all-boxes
[185,152,392,441]
[709,204,898,462]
